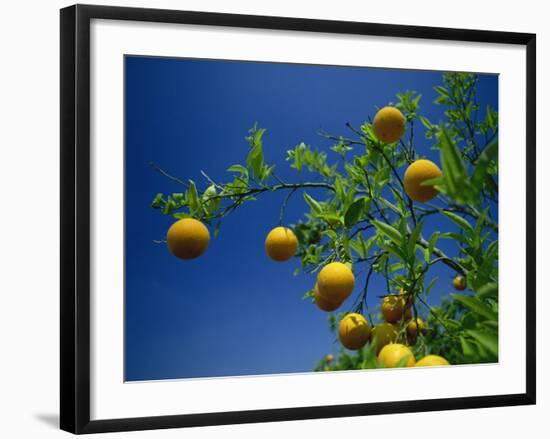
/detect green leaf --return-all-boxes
[378,240,407,261]
[428,231,440,256]
[425,277,438,295]
[151,193,165,209]
[471,141,498,190]
[466,329,498,358]
[407,221,423,259]
[442,211,474,236]
[344,197,369,227]
[227,164,248,176]
[439,127,468,196]
[460,336,479,362]
[419,116,433,130]
[187,180,200,213]
[434,85,451,98]
[378,198,401,215]
[372,220,403,246]
[303,192,322,214]
[486,105,497,130]
[476,282,498,299]
[439,231,470,245]
[451,294,497,321]
[246,128,266,179]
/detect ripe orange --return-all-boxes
[371,323,399,353]
[403,159,442,203]
[265,226,298,262]
[415,355,450,367]
[453,275,467,291]
[381,295,404,323]
[166,218,210,260]
[338,313,370,350]
[378,343,416,367]
[314,284,342,312]
[317,262,355,303]
[406,318,428,345]
[372,106,406,144]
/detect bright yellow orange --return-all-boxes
[265,226,298,261]
[338,313,370,350]
[415,355,450,367]
[406,318,428,345]
[314,284,342,312]
[373,106,406,144]
[453,275,467,291]
[381,295,404,323]
[371,323,399,353]
[166,218,210,260]
[403,159,442,203]
[317,262,355,303]
[378,343,416,368]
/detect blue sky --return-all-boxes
[124,56,498,381]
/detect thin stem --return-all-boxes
[278,188,297,226]
[149,162,189,188]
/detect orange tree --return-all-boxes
[151,72,498,370]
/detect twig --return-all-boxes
[149,162,189,187]
[279,188,297,226]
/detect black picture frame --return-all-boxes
[60,4,536,434]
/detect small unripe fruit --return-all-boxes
[453,275,467,291]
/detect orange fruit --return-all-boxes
[406,318,428,345]
[265,227,298,261]
[317,262,355,303]
[378,343,416,367]
[381,295,404,323]
[415,355,450,367]
[338,313,370,350]
[372,106,406,144]
[166,218,210,260]
[453,275,467,291]
[371,323,399,353]
[403,159,442,203]
[314,284,342,312]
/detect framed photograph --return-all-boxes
[60,4,536,434]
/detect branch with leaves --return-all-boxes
[152,72,499,368]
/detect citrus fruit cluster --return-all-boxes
[373,106,442,203]
[332,287,450,368]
